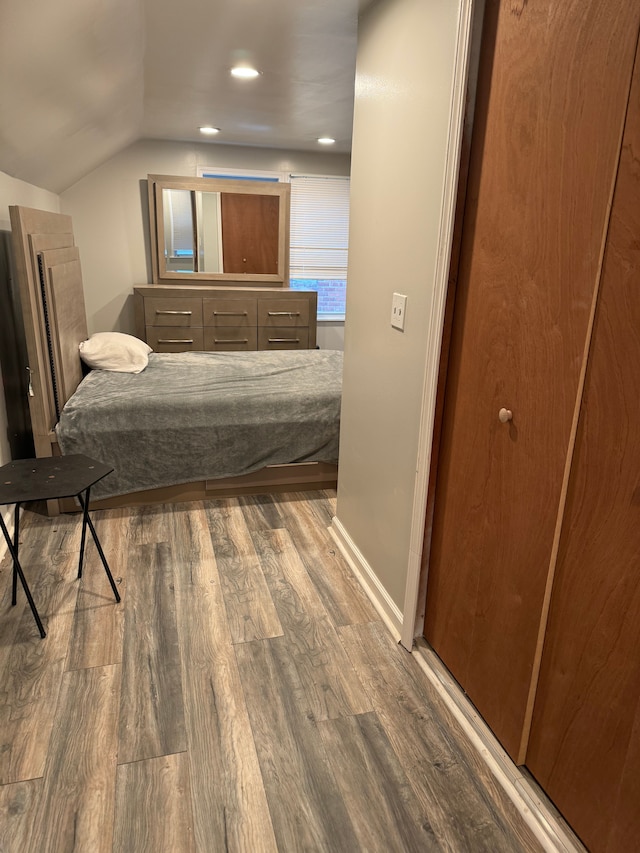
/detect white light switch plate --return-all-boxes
[391,292,407,331]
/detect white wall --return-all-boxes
[333,0,467,623]
[60,139,351,346]
[0,171,60,542]
[316,320,346,351]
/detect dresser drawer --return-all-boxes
[204,327,257,351]
[258,327,309,350]
[146,327,204,352]
[134,286,316,352]
[258,298,310,327]
[144,297,203,327]
[203,297,257,327]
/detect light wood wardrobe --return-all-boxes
[423,1,640,850]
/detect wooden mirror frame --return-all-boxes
[147,174,291,285]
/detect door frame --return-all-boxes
[400,0,485,651]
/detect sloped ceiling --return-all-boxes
[0,0,365,194]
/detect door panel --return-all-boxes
[526,39,640,852]
[424,0,640,759]
[220,193,280,275]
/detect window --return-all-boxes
[198,167,284,182]
[289,174,350,318]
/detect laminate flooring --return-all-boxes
[0,490,545,852]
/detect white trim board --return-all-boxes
[401,0,478,650]
[413,641,586,853]
[329,516,402,641]
[330,509,583,851]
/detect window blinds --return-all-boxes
[289,175,350,280]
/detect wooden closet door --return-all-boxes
[220,193,280,275]
[525,35,640,853]
[423,0,640,760]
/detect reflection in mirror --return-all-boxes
[200,191,223,273]
[162,189,223,274]
[162,188,195,272]
[149,174,290,284]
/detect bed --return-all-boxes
[8,205,340,513]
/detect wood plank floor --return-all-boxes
[0,490,545,853]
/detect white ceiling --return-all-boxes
[0,0,368,194]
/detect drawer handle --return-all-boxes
[268,338,300,343]
[155,309,193,315]
[267,311,301,317]
[215,338,249,344]
[158,338,194,344]
[213,311,248,316]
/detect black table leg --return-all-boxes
[78,487,89,579]
[76,489,121,604]
[0,508,46,638]
[11,502,19,605]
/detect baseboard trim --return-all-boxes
[328,515,583,851]
[329,516,403,641]
[413,640,586,853]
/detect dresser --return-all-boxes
[134,285,317,352]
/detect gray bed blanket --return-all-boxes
[56,349,343,499]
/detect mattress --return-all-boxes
[56,349,342,499]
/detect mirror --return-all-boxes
[148,174,290,284]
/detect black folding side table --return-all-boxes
[0,454,120,638]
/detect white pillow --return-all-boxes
[79,332,152,374]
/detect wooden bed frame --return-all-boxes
[8,205,337,514]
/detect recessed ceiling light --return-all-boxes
[199,126,220,135]
[231,65,260,79]
[317,137,336,145]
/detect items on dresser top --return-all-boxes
[134,285,317,352]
